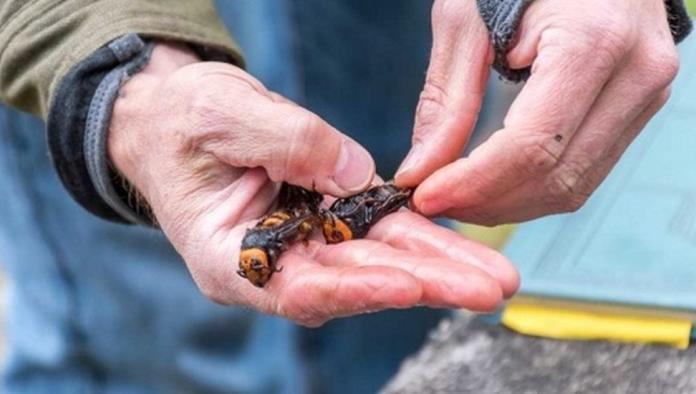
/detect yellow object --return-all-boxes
[687,0,696,16]
[502,301,692,350]
[456,223,517,250]
[457,223,693,349]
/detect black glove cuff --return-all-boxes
[476,0,693,83]
[47,34,235,226]
[476,0,534,83]
[666,0,693,43]
[47,34,150,224]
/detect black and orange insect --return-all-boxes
[321,182,412,244]
[238,181,413,287]
[237,183,322,287]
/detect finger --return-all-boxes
[366,210,519,298]
[413,18,631,216]
[239,101,375,197]
[192,65,375,197]
[537,37,678,183]
[316,239,503,312]
[440,89,670,225]
[394,0,491,187]
[185,221,424,327]
[602,88,672,167]
[270,260,424,327]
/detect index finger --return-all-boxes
[394,0,491,187]
[414,27,626,215]
[367,210,519,298]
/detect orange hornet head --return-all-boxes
[238,248,274,287]
[321,211,353,244]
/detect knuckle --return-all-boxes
[657,87,673,106]
[278,112,325,179]
[561,193,588,213]
[545,164,592,213]
[596,19,633,53]
[546,173,576,202]
[576,6,633,51]
[539,19,631,72]
[582,28,628,69]
[516,134,564,176]
[641,46,680,89]
[292,110,325,136]
[414,80,449,142]
[431,0,465,26]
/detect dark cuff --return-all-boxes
[476,0,534,83]
[47,34,152,224]
[476,0,693,83]
[83,34,156,226]
[47,33,234,225]
[666,0,693,43]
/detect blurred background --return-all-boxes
[0,1,694,392]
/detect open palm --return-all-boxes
[173,168,518,327]
[108,43,518,327]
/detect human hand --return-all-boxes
[396,0,679,225]
[108,43,519,326]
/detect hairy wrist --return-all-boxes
[107,42,200,192]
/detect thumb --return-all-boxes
[217,95,375,197]
[395,0,491,187]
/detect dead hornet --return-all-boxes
[321,182,412,244]
[237,183,322,287]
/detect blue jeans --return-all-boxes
[0,1,448,393]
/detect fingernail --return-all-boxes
[333,140,375,193]
[395,144,423,182]
[416,193,450,216]
[418,198,441,216]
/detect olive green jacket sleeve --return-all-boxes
[0,0,243,118]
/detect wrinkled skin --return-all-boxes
[238,184,323,287]
[322,182,412,243]
[108,43,519,327]
[396,0,680,225]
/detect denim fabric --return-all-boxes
[0,1,448,393]
[0,110,305,393]
[290,0,434,178]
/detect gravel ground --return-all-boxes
[382,313,696,394]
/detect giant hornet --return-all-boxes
[238,181,412,287]
[321,182,412,244]
[237,183,322,287]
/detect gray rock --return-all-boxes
[382,313,696,394]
